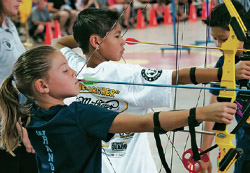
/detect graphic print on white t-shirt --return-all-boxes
[77,82,129,112]
[102,133,134,157]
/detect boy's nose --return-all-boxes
[121,39,125,46]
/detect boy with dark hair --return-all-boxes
[201,1,250,172]
[52,8,250,173]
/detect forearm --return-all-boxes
[52,35,78,50]
[109,101,236,133]
[109,110,189,133]
[172,68,219,85]
[110,107,208,133]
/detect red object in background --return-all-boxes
[201,1,207,19]
[136,9,146,29]
[149,7,158,27]
[163,6,173,24]
[188,3,198,21]
[42,22,53,45]
[54,20,62,38]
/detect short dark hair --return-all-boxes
[73,8,120,54]
[202,0,246,30]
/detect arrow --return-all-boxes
[125,38,250,52]
[79,78,250,92]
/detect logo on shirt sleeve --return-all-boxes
[141,68,162,82]
[2,38,13,51]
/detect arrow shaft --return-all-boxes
[126,40,250,52]
[79,79,250,92]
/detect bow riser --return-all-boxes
[218,25,240,101]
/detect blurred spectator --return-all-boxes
[32,0,38,7]
[28,0,52,43]
[108,0,131,28]
[75,0,100,10]
[47,0,78,35]
[154,0,166,23]
[133,0,153,23]
[175,0,189,21]
[95,0,110,8]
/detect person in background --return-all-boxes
[108,0,132,28]
[75,0,100,10]
[0,0,37,172]
[95,0,110,8]
[28,0,52,43]
[132,0,153,23]
[175,0,189,21]
[154,0,166,24]
[47,0,78,35]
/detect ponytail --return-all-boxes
[0,75,26,155]
[0,46,55,156]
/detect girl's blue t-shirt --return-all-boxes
[27,102,118,173]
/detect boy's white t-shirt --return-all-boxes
[61,47,173,173]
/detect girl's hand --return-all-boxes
[198,102,236,124]
[22,128,35,153]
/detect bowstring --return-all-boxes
[165,0,211,170]
[169,0,189,170]
[181,0,211,168]
[199,3,211,152]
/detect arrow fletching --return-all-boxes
[125,38,139,45]
[79,77,99,85]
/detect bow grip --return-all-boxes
[213,97,232,131]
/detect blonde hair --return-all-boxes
[0,46,56,155]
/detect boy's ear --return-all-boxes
[89,35,102,49]
[34,79,49,94]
